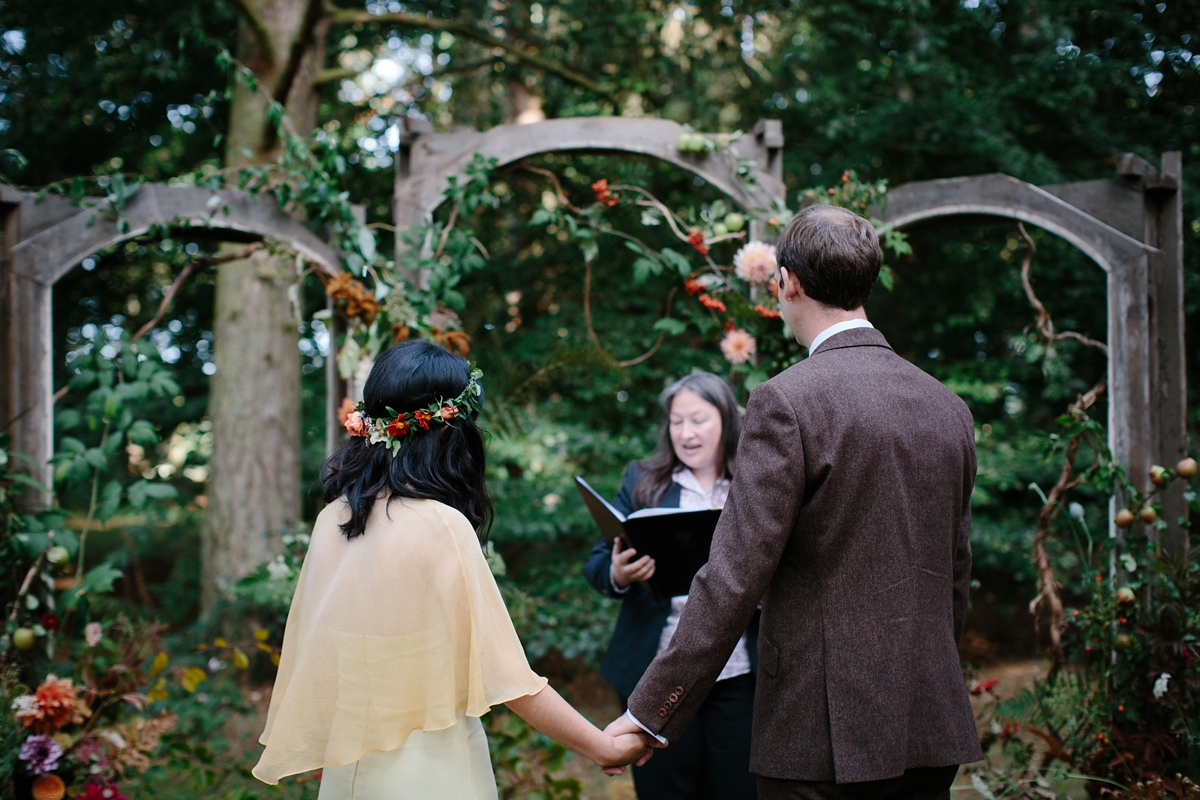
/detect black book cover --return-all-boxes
[574,476,721,599]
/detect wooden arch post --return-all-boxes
[879,155,1186,556]
[0,184,341,507]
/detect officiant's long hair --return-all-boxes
[321,340,493,541]
[630,372,742,510]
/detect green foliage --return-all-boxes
[232,529,310,613]
[968,453,1200,791]
[487,708,582,800]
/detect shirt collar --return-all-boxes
[809,319,874,354]
[672,466,729,494]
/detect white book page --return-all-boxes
[627,506,715,519]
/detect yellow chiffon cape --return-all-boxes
[252,496,548,785]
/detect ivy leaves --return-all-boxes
[53,338,181,526]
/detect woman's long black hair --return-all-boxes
[321,340,493,541]
[630,371,742,510]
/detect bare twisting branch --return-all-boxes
[619,288,678,367]
[1019,221,1111,670]
[1018,223,1108,355]
[132,243,264,342]
[329,6,619,103]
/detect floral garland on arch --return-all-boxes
[526,152,911,394]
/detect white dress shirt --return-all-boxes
[808,318,874,353]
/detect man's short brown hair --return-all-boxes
[775,205,882,310]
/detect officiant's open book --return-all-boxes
[574,477,720,599]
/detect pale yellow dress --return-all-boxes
[253,496,548,799]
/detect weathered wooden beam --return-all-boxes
[879,172,1164,544]
[0,199,53,506]
[393,116,787,237]
[11,185,341,286]
[1151,152,1187,557]
[881,174,1155,276]
[1041,179,1144,240]
[1,183,345,510]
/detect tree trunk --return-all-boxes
[202,0,325,611]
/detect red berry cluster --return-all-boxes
[686,228,709,255]
[591,179,619,207]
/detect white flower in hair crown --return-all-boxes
[343,366,484,455]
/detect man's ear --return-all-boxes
[779,268,805,302]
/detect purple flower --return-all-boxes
[18,734,63,776]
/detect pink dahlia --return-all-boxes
[720,329,757,365]
[734,241,777,284]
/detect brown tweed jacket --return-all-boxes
[626,327,983,784]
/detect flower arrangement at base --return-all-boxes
[5,618,184,800]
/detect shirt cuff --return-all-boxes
[609,564,632,594]
[625,709,668,745]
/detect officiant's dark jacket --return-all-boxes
[584,463,759,698]
[627,328,983,785]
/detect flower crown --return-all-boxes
[343,365,484,455]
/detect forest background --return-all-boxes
[0,0,1198,797]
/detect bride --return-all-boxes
[253,340,653,798]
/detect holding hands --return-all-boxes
[593,728,658,776]
[611,536,656,589]
[599,714,666,775]
[504,685,657,779]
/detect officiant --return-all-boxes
[584,372,758,800]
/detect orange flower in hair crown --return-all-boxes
[343,365,484,456]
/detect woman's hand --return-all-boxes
[505,686,655,778]
[594,732,657,775]
[611,536,656,589]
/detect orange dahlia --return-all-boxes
[15,676,89,734]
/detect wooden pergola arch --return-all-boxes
[2,115,1185,554]
[1,183,342,504]
[878,154,1186,554]
[389,120,1184,551]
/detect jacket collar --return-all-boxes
[809,327,894,356]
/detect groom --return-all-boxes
[607,205,983,799]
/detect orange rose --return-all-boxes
[344,411,368,437]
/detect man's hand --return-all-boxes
[597,714,665,775]
[611,536,656,589]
